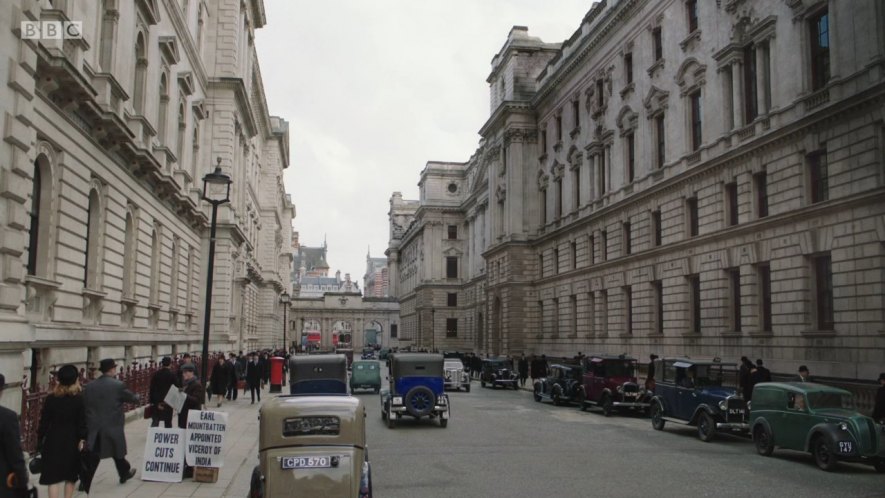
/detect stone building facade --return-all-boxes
[388,0,885,380]
[363,250,389,298]
[288,293,400,351]
[0,0,293,411]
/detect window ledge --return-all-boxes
[569,127,581,140]
[81,288,107,299]
[120,296,138,306]
[646,59,665,78]
[800,330,836,338]
[619,82,635,99]
[618,332,633,338]
[24,275,63,290]
[679,29,701,52]
[553,141,563,153]
[747,331,773,338]
[147,302,162,311]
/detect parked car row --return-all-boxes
[525,354,885,473]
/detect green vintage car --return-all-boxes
[750,382,885,472]
[350,360,382,393]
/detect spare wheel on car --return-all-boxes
[404,386,435,418]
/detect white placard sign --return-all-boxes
[184,410,228,468]
[163,386,186,412]
[141,428,185,482]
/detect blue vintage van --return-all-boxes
[380,353,449,428]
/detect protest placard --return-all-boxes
[164,386,186,412]
[184,410,228,468]
[141,428,185,482]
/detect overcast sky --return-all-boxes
[256,0,593,287]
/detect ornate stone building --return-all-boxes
[363,249,389,298]
[0,0,293,411]
[388,0,885,381]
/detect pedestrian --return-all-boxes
[236,351,247,396]
[208,356,228,408]
[259,353,270,388]
[518,354,528,387]
[738,356,753,399]
[870,372,885,424]
[37,365,86,498]
[538,355,549,379]
[225,353,237,401]
[148,357,178,428]
[246,353,262,404]
[83,359,138,486]
[176,353,192,386]
[754,359,772,382]
[0,373,29,498]
[645,354,659,391]
[795,365,813,383]
[177,364,204,479]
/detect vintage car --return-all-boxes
[360,348,376,360]
[649,357,749,441]
[349,360,382,394]
[250,395,372,498]
[288,354,348,395]
[380,353,450,428]
[578,354,650,416]
[444,358,471,392]
[480,357,519,389]
[750,382,885,472]
[533,363,583,405]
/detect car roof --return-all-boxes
[660,357,736,367]
[551,363,581,369]
[755,382,851,395]
[588,354,636,362]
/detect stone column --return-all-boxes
[755,44,768,115]
[731,59,744,128]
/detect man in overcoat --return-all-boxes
[83,359,139,484]
[148,357,178,428]
[246,353,262,404]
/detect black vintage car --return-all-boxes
[533,363,583,405]
[480,358,519,389]
[649,357,749,442]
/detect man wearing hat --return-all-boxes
[873,373,885,424]
[795,365,813,383]
[83,359,139,485]
[0,373,29,497]
[148,357,178,428]
[177,363,204,479]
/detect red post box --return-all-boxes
[269,356,284,393]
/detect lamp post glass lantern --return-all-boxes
[200,158,231,389]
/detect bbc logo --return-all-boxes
[21,21,83,40]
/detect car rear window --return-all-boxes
[283,416,340,437]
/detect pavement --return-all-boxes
[33,388,264,498]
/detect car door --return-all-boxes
[673,362,695,420]
[781,392,815,450]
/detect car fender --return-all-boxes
[804,422,851,453]
[651,396,666,415]
[690,404,715,425]
[601,387,613,399]
[552,383,563,396]
[752,417,775,444]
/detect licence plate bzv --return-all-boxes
[281,456,331,469]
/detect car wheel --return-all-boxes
[249,465,263,498]
[553,390,563,406]
[381,407,387,421]
[404,386,435,418]
[601,395,613,417]
[575,390,586,411]
[387,414,395,429]
[754,425,774,456]
[813,436,838,471]
[873,459,885,473]
[481,380,486,388]
[465,384,470,393]
[697,411,715,442]
[512,381,520,391]
[650,402,665,430]
[533,385,542,402]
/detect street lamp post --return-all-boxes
[280,291,290,352]
[200,158,231,391]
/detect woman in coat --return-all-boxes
[37,365,86,498]
[208,356,228,408]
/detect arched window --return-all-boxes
[122,208,137,298]
[157,72,169,146]
[83,186,104,289]
[149,223,162,305]
[27,155,53,277]
[133,32,148,114]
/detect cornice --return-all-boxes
[479,101,535,137]
[209,77,258,138]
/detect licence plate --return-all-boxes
[838,441,853,454]
[281,456,331,469]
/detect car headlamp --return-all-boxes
[617,385,624,393]
[719,401,728,411]
[839,422,848,431]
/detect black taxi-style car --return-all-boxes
[649,357,749,442]
[577,354,650,416]
[533,363,583,406]
[480,357,519,390]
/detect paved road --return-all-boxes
[366,381,885,498]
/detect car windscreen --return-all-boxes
[808,392,855,410]
[604,361,635,377]
[444,361,462,369]
[487,361,509,369]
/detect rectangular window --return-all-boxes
[813,254,834,330]
[556,114,563,142]
[653,280,664,334]
[571,295,578,337]
[624,52,633,84]
[687,0,698,33]
[573,167,581,210]
[757,263,772,332]
[653,27,663,61]
[541,127,547,152]
[599,149,607,194]
[447,293,457,307]
[652,209,662,247]
[447,225,457,239]
[553,248,559,274]
[655,114,666,169]
[809,9,830,91]
[623,221,632,256]
[571,241,577,269]
[743,44,758,123]
[552,297,559,337]
[624,285,633,335]
[590,233,596,265]
[601,229,608,262]
[690,91,702,151]
[390,324,398,338]
[600,290,609,336]
[626,132,635,183]
[754,171,769,218]
[555,179,563,219]
[446,318,458,338]
[686,197,699,237]
[808,150,829,203]
[446,257,458,279]
[540,189,547,225]
[728,268,742,332]
[538,253,544,278]
[573,99,580,128]
[596,79,604,108]
[725,182,739,227]
[689,274,701,333]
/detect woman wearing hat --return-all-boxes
[37,365,86,498]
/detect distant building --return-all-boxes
[291,236,359,298]
[364,249,390,297]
